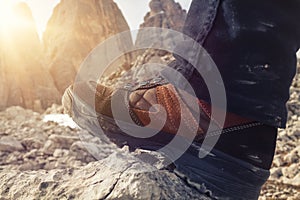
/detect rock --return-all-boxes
[42,140,58,155]
[99,48,175,88]
[43,0,134,93]
[282,164,299,179]
[0,152,211,200]
[291,115,298,121]
[291,129,300,138]
[48,134,79,149]
[21,137,45,150]
[3,106,37,122]
[23,149,39,159]
[0,136,24,152]
[53,149,69,158]
[5,153,19,165]
[288,193,300,200]
[290,172,300,187]
[70,141,97,163]
[269,168,283,180]
[140,0,186,31]
[43,114,79,129]
[43,104,64,115]
[136,0,187,47]
[283,146,300,164]
[273,155,284,167]
[282,173,300,187]
[0,3,60,112]
[19,160,41,171]
[42,134,79,156]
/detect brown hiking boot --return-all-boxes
[63,78,205,138]
[63,77,253,143]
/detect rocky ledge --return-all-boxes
[0,106,212,200]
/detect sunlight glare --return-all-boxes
[0,1,31,32]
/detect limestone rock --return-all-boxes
[0,153,211,200]
[0,106,213,199]
[140,0,186,31]
[43,0,134,93]
[0,136,24,152]
[136,0,187,46]
[0,3,60,112]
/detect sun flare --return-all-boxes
[0,0,40,64]
[0,1,32,32]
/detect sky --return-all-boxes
[24,0,60,36]
[10,0,192,38]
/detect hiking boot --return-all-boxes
[62,76,255,145]
[63,77,204,136]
